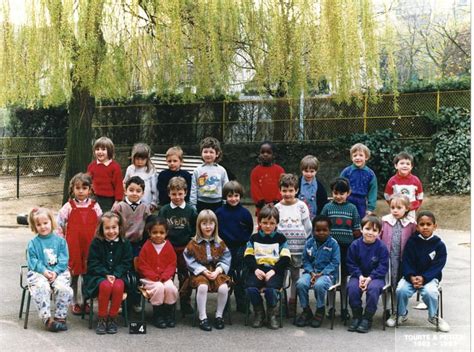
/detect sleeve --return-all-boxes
[243,237,257,271]
[54,238,69,274]
[150,172,159,208]
[111,201,122,215]
[190,208,198,235]
[157,172,167,205]
[401,239,418,281]
[274,238,291,273]
[27,239,46,274]
[56,202,71,238]
[160,243,177,281]
[421,242,447,283]
[94,202,103,218]
[216,243,231,274]
[183,171,192,203]
[183,243,207,275]
[302,241,314,274]
[340,166,349,178]
[136,243,160,281]
[190,169,199,207]
[113,162,124,201]
[315,180,329,216]
[413,176,424,211]
[367,172,378,212]
[300,203,312,237]
[321,242,341,277]
[113,240,133,278]
[243,209,254,240]
[221,167,229,190]
[123,165,132,184]
[250,167,264,204]
[346,242,362,278]
[352,206,361,236]
[369,243,389,280]
[320,203,329,217]
[384,176,395,202]
[87,240,109,277]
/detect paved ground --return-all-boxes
[0,226,470,352]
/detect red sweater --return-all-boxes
[87,160,124,201]
[384,173,424,211]
[136,240,177,282]
[250,163,285,205]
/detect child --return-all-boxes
[56,173,102,315]
[157,146,192,206]
[244,204,291,329]
[295,215,340,328]
[215,180,254,312]
[26,207,73,332]
[347,215,389,333]
[84,212,133,335]
[183,210,231,331]
[275,173,312,317]
[136,216,178,328]
[320,177,361,320]
[250,141,285,216]
[386,211,449,332]
[87,136,124,212]
[123,143,158,211]
[384,152,424,220]
[340,143,377,219]
[158,176,197,315]
[297,155,328,220]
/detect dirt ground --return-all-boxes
[0,193,470,231]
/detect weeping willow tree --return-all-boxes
[0,0,388,200]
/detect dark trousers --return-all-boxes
[246,267,284,307]
[347,277,384,314]
[95,196,115,213]
[197,201,222,213]
[229,246,246,308]
[173,246,192,302]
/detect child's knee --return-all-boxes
[197,284,208,294]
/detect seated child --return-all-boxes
[26,207,73,332]
[295,215,340,328]
[183,210,231,331]
[386,211,449,332]
[297,155,328,220]
[244,204,291,329]
[347,216,389,333]
[136,216,178,329]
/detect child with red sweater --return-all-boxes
[87,137,124,212]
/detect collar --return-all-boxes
[382,214,416,227]
[73,198,90,204]
[258,230,276,238]
[105,237,120,243]
[96,159,112,166]
[302,177,316,186]
[125,197,141,206]
[417,233,434,241]
[203,162,218,167]
[396,172,412,178]
[170,201,186,209]
[196,237,215,244]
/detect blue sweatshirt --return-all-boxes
[347,237,389,280]
[215,203,254,248]
[402,232,447,283]
[157,169,192,205]
[340,164,378,212]
[27,233,69,275]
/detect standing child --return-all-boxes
[297,155,328,220]
[123,143,158,211]
[215,181,254,313]
[26,208,73,332]
[183,210,231,331]
[244,204,291,329]
[320,177,361,321]
[56,173,102,315]
[250,141,285,217]
[87,136,124,212]
[136,216,178,328]
[295,215,340,328]
[158,176,197,315]
[84,212,133,335]
[340,143,377,219]
[157,146,192,206]
[347,216,389,333]
[384,152,424,220]
[190,137,229,213]
[386,211,449,332]
[275,173,312,317]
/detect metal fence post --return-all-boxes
[222,101,226,143]
[16,154,20,198]
[436,90,440,113]
[363,94,368,134]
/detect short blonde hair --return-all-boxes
[350,143,370,159]
[28,207,57,234]
[194,210,221,242]
[167,176,188,192]
[93,137,115,159]
[389,194,411,211]
[300,155,320,172]
[166,146,184,161]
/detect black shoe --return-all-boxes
[165,304,176,328]
[311,308,325,328]
[295,307,313,327]
[199,318,212,331]
[356,318,371,333]
[95,318,107,335]
[348,318,361,332]
[340,309,351,322]
[214,317,225,330]
[181,301,194,315]
[326,307,335,319]
[106,317,118,334]
[154,315,167,329]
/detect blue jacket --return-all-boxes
[347,238,389,280]
[302,235,340,283]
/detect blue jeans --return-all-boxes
[396,278,439,319]
[296,273,332,309]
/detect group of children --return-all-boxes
[25,136,449,335]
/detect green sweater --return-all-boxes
[158,203,197,247]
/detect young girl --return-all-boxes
[183,210,231,331]
[57,173,102,315]
[84,212,133,335]
[123,143,158,211]
[26,208,73,332]
[87,137,124,212]
[136,216,178,329]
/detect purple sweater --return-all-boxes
[347,238,389,280]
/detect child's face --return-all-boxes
[103,217,120,241]
[259,144,274,165]
[351,150,368,168]
[95,147,109,163]
[201,147,218,164]
[313,221,330,242]
[73,182,91,201]
[34,214,52,236]
[200,219,216,239]
[126,182,144,203]
[332,190,350,204]
[417,215,437,238]
[259,216,278,235]
[280,186,297,204]
[134,157,147,168]
[226,192,240,207]
[362,222,380,244]
[395,159,413,177]
[149,224,167,245]
[390,201,409,219]
[302,168,317,182]
[166,155,182,172]
[169,189,186,206]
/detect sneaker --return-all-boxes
[106,317,118,334]
[295,307,313,327]
[356,318,371,333]
[387,313,408,327]
[44,318,61,332]
[95,318,107,335]
[53,318,68,331]
[71,304,83,315]
[414,302,428,310]
[311,308,325,328]
[347,318,361,332]
[428,316,450,332]
[83,303,90,314]
[133,304,142,313]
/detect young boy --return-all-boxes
[157,146,192,206]
[347,215,389,333]
[275,173,312,317]
[384,152,424,220]
[158,176,197,315]
[295,215,340,328]
[386,211,449,332]
[244,204,291,329]
[297,155,328,220]
[190,137,229,213]
[215,181,254,312]
[340,143,377,219]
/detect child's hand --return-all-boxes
[366,210,374,216]
[310,272,321,285]
[207,271,219,281]
[48,271,57,283]
[361,277,372,291]
[106,275,115,283]
[255,269,266,280]
[43,270,53,280]
[265,270,275,282]
[150,204,157,212]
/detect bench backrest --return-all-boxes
[151,153,202,175]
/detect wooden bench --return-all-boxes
[150,154,202,174]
